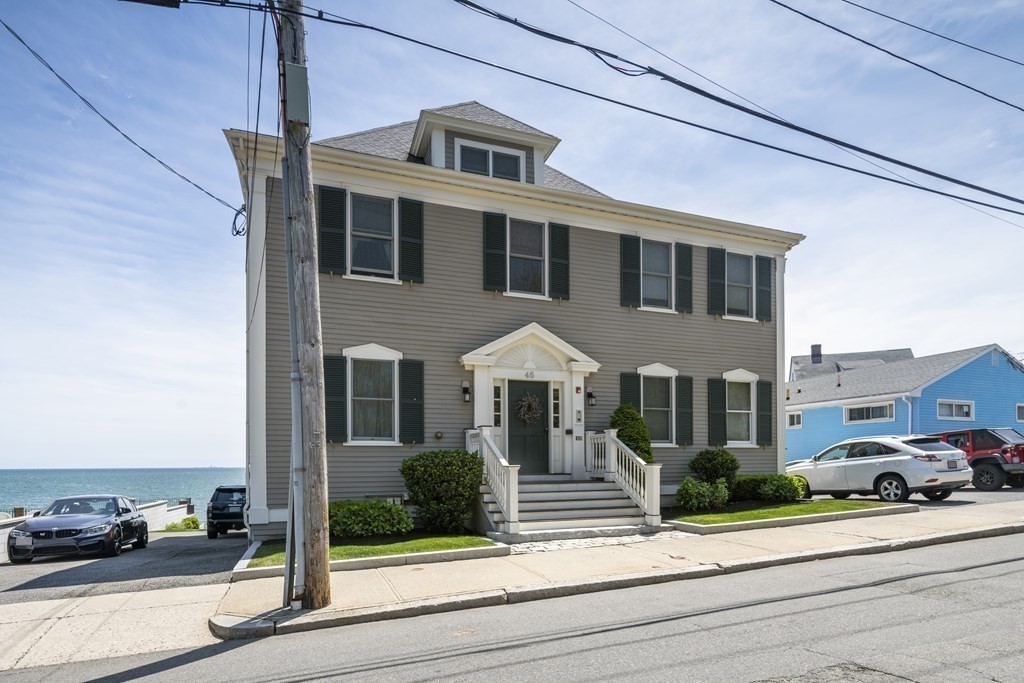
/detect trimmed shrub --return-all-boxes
[179,515,200,530]
[400,449,484,532]
[731,474,806,503]
[609,404,653,463]
[689,448,740,488]
[675,477,729,512]
[328,499,413,538]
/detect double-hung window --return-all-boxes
[642,376,672,443]
[641,240,672,309]
[844,402,894,424]
[726,381,753,443]
[350,194,394,278]
[508,219,545,295]
[456,139,525,182]
[937,400,973,420]
[726,252,753,318]
[350,359,396,442]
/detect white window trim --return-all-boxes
[1017,403,1024,423]
[937,399,975,422]
[342,343,403,445]
[639,238,674,312]
[506,217,548,297]
[347,191,399,281]
[724,371,756,447]
[843,401,895,425]
[787,411,802,429]
[454,138,526,183]
[724,250,755,320]
[639,363,677,446]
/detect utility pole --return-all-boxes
[279,0,330,610]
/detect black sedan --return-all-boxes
[6,495,148,564]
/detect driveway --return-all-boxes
[0,531,248,605]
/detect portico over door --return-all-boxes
[460,323,600,478]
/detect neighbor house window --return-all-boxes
[641,239,672,309]
[508,219,545,295]
[727,381,753,443]
[726,252,753,318]
[455,139,525,182]
[844,402,894,424]
[1018,404,1024,422]
[787,412,802,429]
[350,194,394,278]
[937,400,974,421]
[350,359,396,441]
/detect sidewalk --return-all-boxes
[211,500,1024,639]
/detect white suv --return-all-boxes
[786,436,972,503]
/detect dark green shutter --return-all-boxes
[399,359,424,444]
[756,255,772,322]
[675,243,693,314]
[676,376,693,446]
[707,247,726,316]
[620,235,641,308]
[323,355,347,443]
[620,373,641,411]
[549,223,570,300]
[318,186,346,275]
[398,198,424,283]
[483,212,507,292]
[707,378,727,447]
[757,380,773,446]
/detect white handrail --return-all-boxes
[478,426,519,533]
[604,429,661,526]
[586,431,605,473]
[465,429,481,455]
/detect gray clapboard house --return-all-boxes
[227,102,804,541]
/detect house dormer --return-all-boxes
[408,102,560,187]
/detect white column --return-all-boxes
[472,366,491,429]
[604,428,618,482]
[775,255,787,473]
[570,370,586,478]
[644,463,662,526]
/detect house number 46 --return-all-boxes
[524,371,535,379]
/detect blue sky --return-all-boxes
[1,0,1022,468]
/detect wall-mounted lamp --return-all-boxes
[462,380,471,403]
[586,386,597,407]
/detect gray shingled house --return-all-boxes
[227,102,804,540]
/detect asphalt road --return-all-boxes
[817,484,1024,507]
[0,532,248,605]
[4,534,1023,682]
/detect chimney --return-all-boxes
[811,344,822,364]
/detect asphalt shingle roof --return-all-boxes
[789,348,915,381]
[313,102,606,198]
[786,345,993,407]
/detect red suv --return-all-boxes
[929,428,1024,490]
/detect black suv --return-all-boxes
[207,486,246,539]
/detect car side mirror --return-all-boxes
[32,511,40,517]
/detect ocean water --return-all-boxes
[0,468,246,515]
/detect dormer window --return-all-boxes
[455,138,525,182]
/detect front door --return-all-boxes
[507,381,549,475]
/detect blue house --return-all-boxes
[785,344,1024,460]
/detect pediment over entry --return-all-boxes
[459,322,600,374]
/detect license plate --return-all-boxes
[15,537,32,547]
[947,460,959,470]
[228,506,241,512]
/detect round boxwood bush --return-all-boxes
[675,477,729,512]
[689,447,740,488]
[400,449,484,532]
[328,499,413,538]
[731,474,805,503]
[609,403,653,463]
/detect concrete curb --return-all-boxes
[232,540,262,574]
[668,503,918,534]
[230,542,510,582]
[208,521,1024,640]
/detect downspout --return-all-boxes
[902,396,913,435]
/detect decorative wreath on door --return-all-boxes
[514,392,543,425]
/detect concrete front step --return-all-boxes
[484,489,629,503]
[517,517,647,531]
[487,523,668,543]
[486,498,635,513]
[478,480,618,494]
[492,506,643,523]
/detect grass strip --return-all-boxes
[249,533,494,568]
[674,499,888,525]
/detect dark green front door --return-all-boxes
[507,381,549,474]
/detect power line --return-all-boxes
[562,0,1024,232]
[765,0,1024,114]
[839,0,1024,69]
[454,0,1024,210]
[0,16,243,219]
[178,0,1024,219]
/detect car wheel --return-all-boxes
[876,474,910,503]
[107,529,123,557]
[972,464,1006,491]
[132,525,148,549]
[1007,474,1024,489]
[923,489,953,501]
[9,556,32,564]
[207,526,218,540]
[831,493,851,500]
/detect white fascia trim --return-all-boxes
[342,343,403,361]
[222,130,804,252]
[908,344,1002,397]
[775,255,786,473]
[936,399,975,421]
[787,392,909,411]
[723,368,759,382]
[638,363,678,378]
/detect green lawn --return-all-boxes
[249,533,494,568]
[674,499,888,525]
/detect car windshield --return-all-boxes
[904,438,959,452]
[41,497,116,516]
[213,490,245,503]
[992,429,1024,445]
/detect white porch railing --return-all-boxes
[468,427,519,533]
[589,428,662,526]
